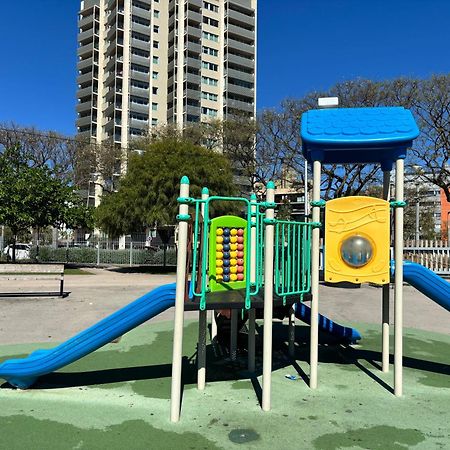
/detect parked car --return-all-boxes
[3,243,31,260]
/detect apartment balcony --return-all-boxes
[186,25,201,40]
[131,53,150,66]
[227,52,254,69]
[227,8,255,28]
[129,117,149,129]
[77,129,93,140]
[78,56,94,71]
[132,5,151,19]
[130,85,149,97]
[104,119,115,134]
[130,70,149,82]
[185,56,201,70]
[184,88,201,101]
[228,0,254,15]
[104,102,120,117]
[77,71,94,85]
[227,83,254,98]
[183,104,200,116]
[225,98,254,114]
[78,28,94,44]
[227,38,255,57]
[77,86,93,100]
[78,13,94,29]
[186,41,201,54]
[76,100,92,114]
[129,102,150,115]
[131,37,150,51]
[76,115,93,128]
[187,0,202,9]
[187,10,202,24]
[227,24,254,43]
[104,70,117,87]
[185,72,200,84]
[77,42,94,58]
[226,68,254,84]
[132,22,151,36]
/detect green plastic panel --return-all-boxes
[209,216,248,293]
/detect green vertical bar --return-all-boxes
[292,223,296,293]
[200,200,210,310]
[190,201,200,295]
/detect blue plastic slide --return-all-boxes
[0,283,176,389]
[294,303,361,344]
[402,261,450,312]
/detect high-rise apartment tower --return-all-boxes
[76,0,257,148]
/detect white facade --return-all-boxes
[76,0,257,144]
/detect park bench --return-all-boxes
[0,264,69,298]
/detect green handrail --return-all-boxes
[274,220,312,303]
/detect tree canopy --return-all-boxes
[95,138,237,237]
[0,145,93,254]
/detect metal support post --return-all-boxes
[394,160,404,396]
[198,187,209,390]
[248,193,257,372]
[310,160,321,389]
[230,310,238,361]
[170,177,190,422]
[288,307,295,358]
[382,171,391,373]
[262,182,275,411]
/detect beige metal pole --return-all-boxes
[197,187,209,390]
[248,193,257,372]
[310,160,321,389]
[382,171,391,373]
[394,159,404,396]
[288,307,295,358]
[262,182,275,411]
[170,177,190,422]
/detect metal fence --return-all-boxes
[30,240,177,267]
[404,240,450,275]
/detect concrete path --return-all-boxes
[0,268,448,345]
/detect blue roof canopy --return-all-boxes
[301,107,419,171]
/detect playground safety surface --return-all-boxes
[0,318,449,450]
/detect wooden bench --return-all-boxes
[0,264,69,298]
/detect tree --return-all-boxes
[257,75,450,201]
[95,138,237,237]
[0,146,93,261]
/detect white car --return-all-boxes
[3,243,31,260]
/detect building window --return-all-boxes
[153,41,159,48]
[152,87,158,95]
[154,10,160,18]
[202,31,219,42]
[203,2,219,13]
[202,107,218,117]
[152,102,158,111]
[152,118,158,125]
[203,16,219,27]
[202,61,218,71]
[154,25,159,33]
[202,46,218,56]
[153,56,159,64]
[202,76,218,86]
[201,91,218,101]
[152,71,158,79]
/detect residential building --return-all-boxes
[76,0,257,206]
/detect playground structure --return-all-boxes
[1,106,450,424]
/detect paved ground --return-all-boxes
[0,268,449,449]
[0,268,449,345]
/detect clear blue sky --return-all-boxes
[0,0,449,136]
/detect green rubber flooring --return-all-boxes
[0,320,449,449]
